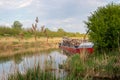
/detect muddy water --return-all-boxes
[0,49,68,80]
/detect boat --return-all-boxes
[59,37,94,54]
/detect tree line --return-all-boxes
[0,21,83,38]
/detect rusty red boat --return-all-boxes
[59,42,94,54]
[59,37,94,54]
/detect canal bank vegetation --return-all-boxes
[1,2,120,80]
[62,3,119,80]
[8,65,57,80]
[0,17,84,58]
[0,25,83,38]
[63,51,120,80]
[7,51,120,80]
[63,3,120,80]
[0,37,61,57]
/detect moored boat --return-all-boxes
[59,37,94,54]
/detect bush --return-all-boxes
[85,3,120,52]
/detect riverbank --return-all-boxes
[7,51,120,80]
[0,37,62,58]
[63,51,120,80]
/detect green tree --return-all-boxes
[12,21,23,29]
[57,28,65,32]
[57,28,66,36]
[85,3,120,52]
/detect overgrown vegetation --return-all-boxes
[7,51,120,80]
[1,2,120,80]
[8,65,56,80]
[63,51,120,80]
[0,25,83,38]
[85,3,120,52]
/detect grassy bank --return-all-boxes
[0,37,82,57]
[0,37,61,58]
[7,51,120,80]
[63,51,120,80]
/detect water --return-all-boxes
[0,49,68,80]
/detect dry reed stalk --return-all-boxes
[41,25,49,44]
[44,29,48,43]
[31,17,39,41]
[79,49,89,63]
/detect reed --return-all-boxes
[8,65,56,80]
[62,51,120,80]
[31,17,39,41]
[4,50,120,80]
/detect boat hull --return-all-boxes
[59,46,94,54]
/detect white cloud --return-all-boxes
[0,21,12,27]
[52,27,58,31]
[0,1,3,5]
[76,0,107,7]
[36,17,86,33]
[0,0,116,33]
[45,18,77,25]
[87,0,107,7]
[0,0,33,9]
[61,18,76,23]
[17,0,33,8]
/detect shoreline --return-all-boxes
[0,37,62,58]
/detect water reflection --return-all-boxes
[0,49,68,80]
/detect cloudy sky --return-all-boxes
[0,0,119,33]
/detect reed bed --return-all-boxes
[1,36,119,80]
[62,51,120,80]
[8,65,57,80]
[6,50,120,80]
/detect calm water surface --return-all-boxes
[0,49,68,80]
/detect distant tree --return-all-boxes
[57,28,66,36]
[45,28,51,32]
[75,32,81,37]
[57,28,65,32]
[85,3,120,52]
[12,21,23,29]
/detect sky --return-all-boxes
[0,0,119,33]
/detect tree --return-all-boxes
[85,3,120,52]
[57,28,65,32]
[12,21,23,29]
[57,28,66,36]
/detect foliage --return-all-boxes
[63,51,120,80]
[0,25,82,38]
[0,26,22,36]
[85,3,120,52]
[12,21,23,29]
[6,51,120,80]
[63,54,92,80]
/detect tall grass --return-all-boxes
[8,65,56,80]
[0,37,60,58]
[63,51,120,80]
[6,50,120,80]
